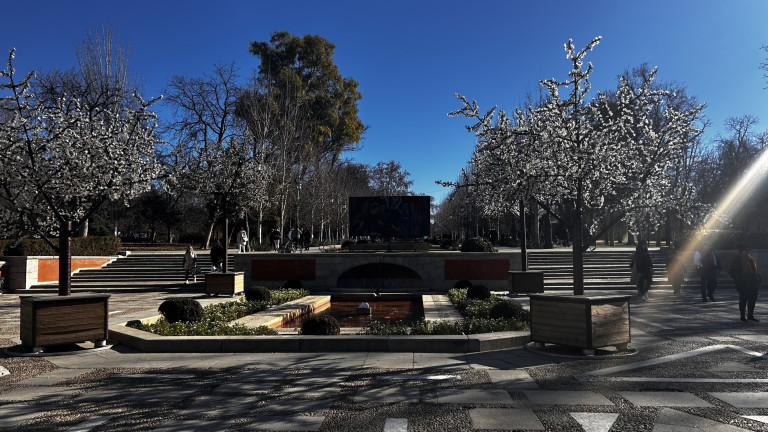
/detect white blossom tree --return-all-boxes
[449,37,704,294]
[0,49,161,295]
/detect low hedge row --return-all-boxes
[1,236,122,257]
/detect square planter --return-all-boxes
[508,271,544,294]
[205,272,244,297]
[20,293,110,353]
[529,294,631,354]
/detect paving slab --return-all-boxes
[0,385,85,402]
[278,386,341,399]
[75,387,132,403]
[212,381,274,394]
[122,385,200,403]
[709,362,757,372]
[523,390,614,406]
[153,419,234,432]
[710,392,768,408]
[618,391,713,407]
[231,369,290,382]
[363,352,414,369]
[570,412,619,432]
[469,407,544,430]
[65,415,112,432]
[353,387,421,403]
[428,388,516,405]
[258,398,336,413]
[486,369,539,389]
[413,352,470,369]
[383,418,408,432]
[653,407,750,431]
[0,403,49,427]
[243,416,325,431]
[179,394,258,417]
[12,368,92,386]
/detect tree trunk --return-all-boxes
[58,221,72,296]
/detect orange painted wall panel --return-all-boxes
[37,258,112,283]
[251,259,316,281]
[444,259,510,280]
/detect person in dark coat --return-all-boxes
[270,228,281,252]
[695,245,721,302]
[630,240,653,301]
[730,245,761,322]
[302,227,311,251]
[210,240,225,272]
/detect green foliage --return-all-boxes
[448,288,468,304]
[460,237,494,252]
[131,288,307,336]
[359,318,526,336]
[1,236,122,257]
[489,300,530,322]
[244,285,271,302]
[300,315,341,335]
[467,284,491,300]
[158,298,204,324]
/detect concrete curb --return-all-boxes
[109,323,530,353]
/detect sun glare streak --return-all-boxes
[667,146,768,279]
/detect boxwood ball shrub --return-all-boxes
[301,315,341,335]
[467,284,491,300]
[158,298,204,324]
[489,300,530,322]
[244,285,271,302]
[460,237,494,252]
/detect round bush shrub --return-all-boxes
[158,298,204,324]
[301,315,341,335]
[282,279,303,289]
[466,284,491,300]
[460,237,494,252]
[244,285,271,302]
[489,300,530,322]
[454,279,474,289]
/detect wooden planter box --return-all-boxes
[205,272,244,297]
[20,294,110,352]
[508,271,544,294]
[529,294,631,354]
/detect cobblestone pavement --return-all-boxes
[2,287,768,431]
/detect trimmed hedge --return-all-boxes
[1,236,122,257]
[467,284,491,300]
[489,300,530,322]
[301,315,341,335]
[244,285,271,302]
[158,298,204,324]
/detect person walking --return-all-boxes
[730,245,761,322]
[270,228,281,252]
[237,227,249,253]
[694,245,721,302]
[289,226,301,253]
[667,247,686,295]
[183,245,198,284]
[210,240,225,272]
[302,227,311,251]
[630,240,653,301]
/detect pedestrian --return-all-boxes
[210,239,225,272]
[237,227,249,253]
[694,245,721,302]
[270,228,281,252]
[302,227,311,251]
[183,245,198,284]
[290,226,301,253]
[667,247,686,295]
[630,240,653,301]
[729,245,761,322]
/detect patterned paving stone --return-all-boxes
[153,419,234,432]
[523,390,614,406]
[383,418,408,432]
[258,398,335,413]
[179,394,258,417]
[710,392,768,408]
[212,381,273,394]
[122,386,200,403]
[653,408,750,431]
[243,416,324,431]
[0,385,85,402]
[231,369,290,382]
[469,408,544,430]
[13,368,92,385]
[709,362,757,372]
[570,412,619,432]
[353,387,421,403]
[278,385,341,399]
[428,388,515,405]
[0,403,48,427]
[618,391,713,407]
[486,369,539,389]
[65,415,112,432]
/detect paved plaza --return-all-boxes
[2,287,768,431]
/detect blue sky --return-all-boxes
[3,0,768,203]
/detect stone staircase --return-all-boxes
[528,248,731,292]
[26,252,236,293]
